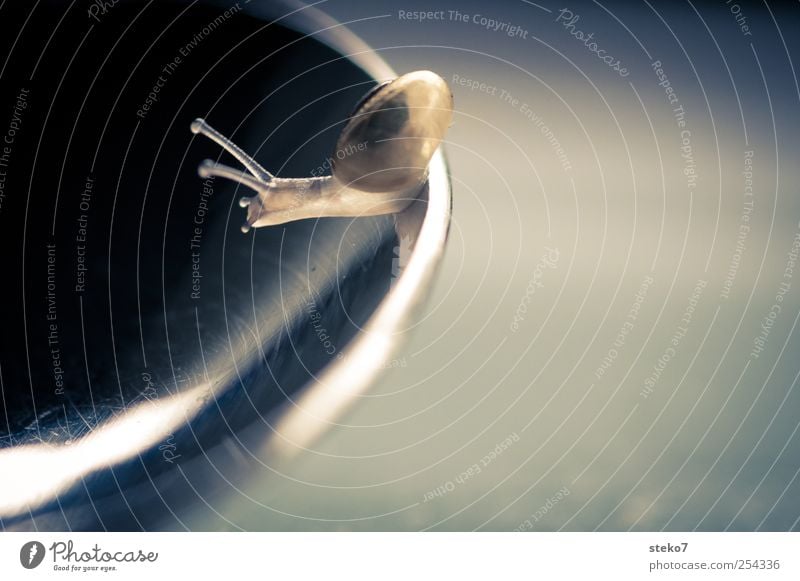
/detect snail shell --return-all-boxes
[333,70,453,193]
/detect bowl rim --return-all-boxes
[0,0,452,522]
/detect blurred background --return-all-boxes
[224,0,800,531]
[2,0,800,531]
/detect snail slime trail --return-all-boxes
[191,70,453,230]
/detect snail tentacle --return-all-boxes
[197,159,268,193]
[191,118,273,181]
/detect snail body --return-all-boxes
[191,70,453,231]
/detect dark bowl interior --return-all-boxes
[0,0,402,529]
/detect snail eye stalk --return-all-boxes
[190,118,273,181]
[197,159,267,193]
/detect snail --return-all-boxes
[191,70,453,232]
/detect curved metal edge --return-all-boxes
[237,0,454,460]
[235,0,397,80]
[265,149,452,458]
[0,1,451,520]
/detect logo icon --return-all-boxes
[20,541,45,569]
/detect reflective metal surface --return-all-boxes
[0,0,450,530]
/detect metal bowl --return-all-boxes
[0,0,450,530]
